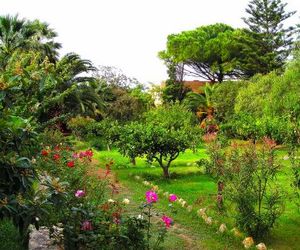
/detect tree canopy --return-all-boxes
[159,23,242,83]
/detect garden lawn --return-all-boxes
[76,140,300,250]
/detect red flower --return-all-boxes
[67,161,75,168]
[41,149,48,156]
[54,145,60,151]
[53,154,60,161]
[85,149,93,158]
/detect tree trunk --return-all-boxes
[217,181,224,210]
[162,167,170,178]
[131,157,136,166]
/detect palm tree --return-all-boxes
[38,53,105,126]
[184,83,215,118]
[0,15,61,67]
[184,83,218,133]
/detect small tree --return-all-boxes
[115,104,200,178]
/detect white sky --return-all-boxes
[0,0,299,84]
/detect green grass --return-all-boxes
[78,139,300,250]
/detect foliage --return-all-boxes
[115,103,200,178]
[0,50,103,126]
[0,15,61,67]
[38,128,68,147]
[225,139,284,239]
[211,80,245,123]
[159,23,243,82]
[104,85,153,122]
[160,59,190,103]
[239,0,296,75]
[67,116,96,139]
[228,54,300,143]
[0,114,39,245]
[0,218,23,250]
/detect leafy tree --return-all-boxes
[226,52,300,143]
[159,23,242,83]
[211,80,245,123]
[239,0,296,75]
[0,15,61,67]
[0,50,104,129]
[115,104,200,178]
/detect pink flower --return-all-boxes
[162,215,173,228]
[75,190,85,198]
[81,220,93,231]
[79,151,86,158]
[72,153,79,159]
[145,190,158,203]
[169,194,177,202]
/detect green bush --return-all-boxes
[211,80,245,123]
[67,116,96,139]
[225,139,284,239]
[0,219,23,250]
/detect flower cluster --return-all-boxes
[145,190,158,203]
[72,149,93,161]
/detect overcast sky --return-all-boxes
[0,0,299,84]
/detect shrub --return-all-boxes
[224,138,284,239]
[67,116,96,139]
[0,219,23,250]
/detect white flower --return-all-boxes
[219,223,227,233]
[108,199,115,203]
[256,243,267,250]
[137,214,144,220]
[134,175,141,180]
[35,217,39,221]
[122,198,130,205]
[152,185,159,191]
[181,200,187,207]
[186,205,193,212]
